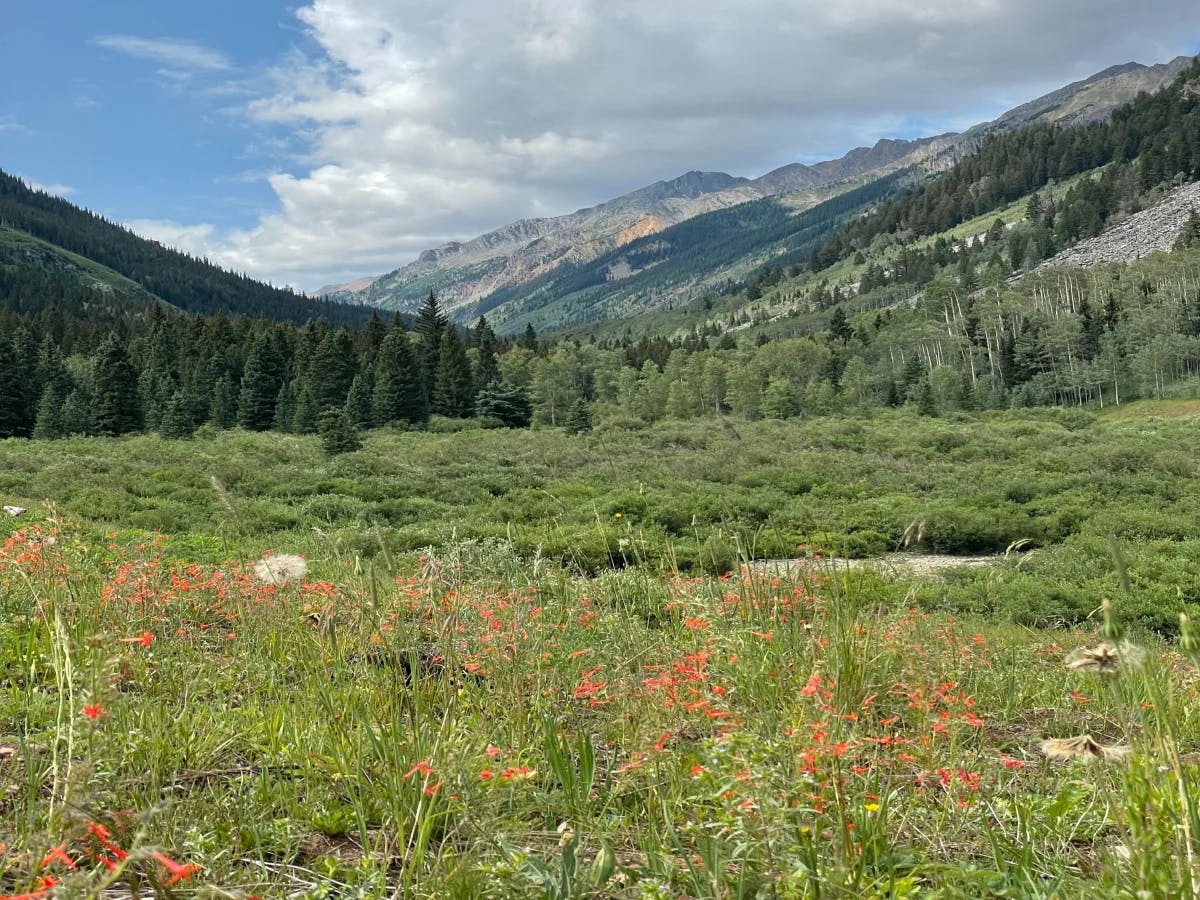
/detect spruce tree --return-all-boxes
[209,375,237,428]
[344,373,373,429]
[32,384,64,439]
[311,329,358,411]
[159,391,197,438]
[415,291,448,403]
[273,380,297,432]
[473,316,501,388]
[60,387,95,436]
[564,399,593,435]
[432,326,474,418]
[475,381,532,428]
[92,334,142,436]
[237,332,284,430]
[372,328,426,426]
[519,323,539,352]
[0,334,29,437]
[318,406,362,456]
[291,381,319,434]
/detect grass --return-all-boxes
[4,408,1200,895]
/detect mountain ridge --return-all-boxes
[329,54,1195,329]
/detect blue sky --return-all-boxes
[1,1,1197,290]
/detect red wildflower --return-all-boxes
[120,631,154,648]
[81,704,105,721]
[151,851,201,885]
[402,759,436,780]
[39,844,77,870]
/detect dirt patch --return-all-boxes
[756,553,1004,578]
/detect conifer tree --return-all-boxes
[415,291,448,402]
[475,381,532,428]
[159,391,197,438]
[318,406,361,456]
[432,326,474,418]
[209,375,237,428]
[372,328,426,426]
[311,329,357,411]
[519,323,539,352]
[564,398,593,435]
[291,381,319,434]
[60,387,95,436]
[344,373,373,429]
[273,380,297,432]
[473,316,501,388]
[237,332,284,430]
[0,334,29,437]
[32,384,64,440]
[92,334,142,436]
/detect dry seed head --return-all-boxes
[1039,734,1131,763]
[253,553,309,586]
[1064,641,1144,675]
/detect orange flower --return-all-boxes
[120,631,154,648]
[39,844,77,870]
[151,851,201,885]
[82,704,105,721]
[402,759,436,780]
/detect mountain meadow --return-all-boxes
[5,52,1200,900]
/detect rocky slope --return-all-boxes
[340,55,1196,324]
[1036,180,1200,270]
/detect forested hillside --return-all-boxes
[0,171,372,326]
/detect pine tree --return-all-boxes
[0,334,29,437]
[432,326,474,418]
[291,380,319,434]
[92,334,142,436]
[519,323,539,352]
[344,373,373,429]
[237,332,284,430]
[273,380,297,432]
[32,384,64,439]
[473,316,502,388]
[318,406,361,456]
[474,381,532,428]
[828,307,853,343]
[159,391,197,438]
[415,292,448,403]
[372,328,427,426]
[311,329,358,411]
[563,399,593,434]
[209,375,237,428]
[60,387,95,436]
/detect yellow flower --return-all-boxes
[613,513,622,519]
[863,803,880,813]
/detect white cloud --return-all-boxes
[28,182,74,197]
[126,219,218,258]
[172,0,1197,288]
[0,114,32,135]
[93,35,232,72]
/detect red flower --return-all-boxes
[151,851,201,885]
[120,631,154,648]
[81,704,105,721]
[402,759,436,780]
[39,844,77,870]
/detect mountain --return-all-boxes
[0,170,372,327]
[339,54,1195,332]
[341,137,947,315]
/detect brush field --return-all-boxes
[4,405,1200,897]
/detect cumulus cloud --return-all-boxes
[94,35,232,72]
[126,219,218,258]
[192,0,1198,287]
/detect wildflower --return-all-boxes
[1039,734,1131,763]
[81,704,105,721]
[402,759,436,780]
[1065,641,1144,674]
[252,553,308,586]
[151,851,201,885]
[120,631,154,648]
[863,802,880,813]
[39,844,77,870]
[478,769,496,780]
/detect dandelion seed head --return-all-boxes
[1039,734,1131,763]
[253,553,308,585]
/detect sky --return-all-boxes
[1,1,1198,292]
